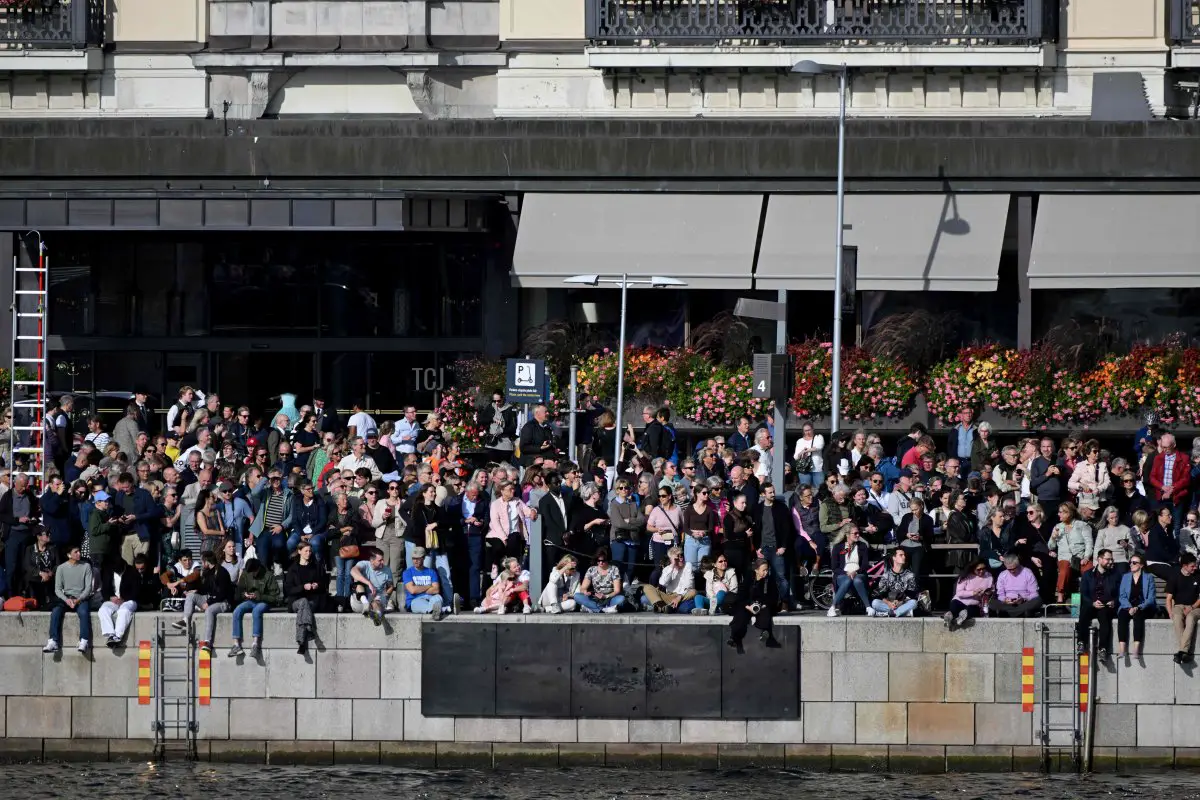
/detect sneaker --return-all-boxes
[433,607,447,621]
[602,605,619,614]
[691,608,707,616]
[795,565,810,578]
[297,641,308,655]
[1098,647,1109,661]
[106,636,118,649]
[497,605,507,615]
[453,594,463,615]
[250,642,262,659]
[956,609,969,627]
[200,642,214,655]
[943,611,956,630]
[171,619,187,632]
[826,607,839,617]
[522,604,532,615]
[228,643,245,658]
[1175,651,1185,664]
[77,639,90,653]
[473,606,486,614]
[42,639,59,654]
[865,607,877,617]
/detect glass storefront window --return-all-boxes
[1033,288,1200,350]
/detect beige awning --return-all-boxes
[511,193,763,289]
[1030,195,1200,288]
[756,193,1010,291]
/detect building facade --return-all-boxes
[1,0,1200,420]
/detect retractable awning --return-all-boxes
[756,193,1011,291]
[1030,195,1200,288]
[511,193,763,289]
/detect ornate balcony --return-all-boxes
[0,0,104,48]
[586,0,1056,46]
[1172,0,1200,44]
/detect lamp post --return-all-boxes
[792,59,848,434]
[564,274,687,471]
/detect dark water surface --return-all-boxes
[8,764,1200,799]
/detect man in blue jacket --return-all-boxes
[111,472,160,569]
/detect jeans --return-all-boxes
[683,536,711,570]
[231,600,270,640]
[405,541,453,605]
[832,574,870,610]
[49,599,92,644]
[4,530,30,594]
[649,541,672,569]
[798,471,823,487]
[871,598,917,617]
[408,594,444,615]
[334,556,355,597]
[99,600,137,640]
[763,547,793,606]
[287,532,326,562]
[610,540,638,584]
[574,592,625,613]
[256,531,288,570]
[467,536,485,604]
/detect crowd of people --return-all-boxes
[1,386,1198,659]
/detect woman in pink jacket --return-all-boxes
[487,480,535,580]
[944,558,994,630]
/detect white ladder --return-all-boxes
[8,233,48,486]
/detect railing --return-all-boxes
[1172,0,1200,43]
[586,0,1055,45]
[0,0,103,48]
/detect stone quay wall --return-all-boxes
[0,612,1195,772]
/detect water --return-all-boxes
[8,764,1200,799]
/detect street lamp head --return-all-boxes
[563,274,600,286]
[649,276,687,288]
[791,59,828,75]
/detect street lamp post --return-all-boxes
[563,274,688,472]
[792,59,848,434]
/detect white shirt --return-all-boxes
[337,453,382,481]
[85,432,111,452]
[391,418,420,454]
[658,562,695,595]
[175,444,207,472]
[347,411,378,438]
[750,445,771,479]
[793,435,825,473]
[886,490,912,526]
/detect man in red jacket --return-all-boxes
[1149,433,1191,535]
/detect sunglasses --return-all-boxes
[365,490,377,496]
[1131,561,1144,566]
[388,486,400,492]
[697,489,709,495]
[658,493,671,498]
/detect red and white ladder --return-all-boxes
[8,232,48,487]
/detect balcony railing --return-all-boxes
[1172,0,1200,43]
[586,0,1055,46]
[0,0,103,48]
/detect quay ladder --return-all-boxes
[1035,622,1082,772]
[152,617,198,761]
[7,232,48,487]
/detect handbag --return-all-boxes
[795,452,814,473]
[338,534,361,560]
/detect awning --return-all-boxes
[511,193,763,289]
[1030,195,1200,288]
[756,193,1010,292]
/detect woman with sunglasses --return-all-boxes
[573,546,626,613]
[329,491,364,599]
[372,480,408,577]
[1117,555,1156,658]
[646,486,684,567]
[682,481,719,570]
[945,558,994,629]
[605,479,642,580]
[1093,505,1132,574]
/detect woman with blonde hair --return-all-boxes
[1047,502,1093,604]
[539,555,580,613]
[475,556,531,614]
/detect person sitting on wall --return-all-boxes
[1079,548,1121,662]
[988,551,1044,618]
[642,546,696,614]
[97,553,154,648]
[402,546,446,619]
[539,554,580,614]
[42,543,94,654]
[1166,551,1200,665]
[727,558,780,655]
[350,550,398,625]
[227,557,282,659]
[285,540,329,655]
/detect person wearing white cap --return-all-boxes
[402,547,445,619]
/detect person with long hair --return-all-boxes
[722,491,754,581]
[1048,502,1094,604]
[1118,554,1156,658]
[683,481,719,570]
[573,545,625,613]
[405,482,456,611]
[945,558,994,629]
[539,554,580,614]
[1093,505,1132,574]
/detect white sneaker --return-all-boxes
[497,605,507,615]
[77,639,90,653]
[956,609,970,627]
[522,605,532,615]
[602,605,619,614]
[865,607,877,617]
[826,608,839,617]
[42,639,59,653]
[273,564,283,577]
[473,606,486,614]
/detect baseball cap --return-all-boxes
[411,546,427,559]
[94,490,111,502]
[217,480,235,493]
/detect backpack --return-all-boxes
[3,596,36,612]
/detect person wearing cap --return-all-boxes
[402,547,445,619]
[84,490,120,564]
[727,557,780,654]
[216,479,253,557]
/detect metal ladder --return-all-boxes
[1036,622,1082,772]
[153,617,198,761]
[7,232,48,487]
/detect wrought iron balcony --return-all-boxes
[1172,0,1200,44]
[0,0,103,48]
[587,0,1056,46]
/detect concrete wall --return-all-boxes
[0,613,1196,770]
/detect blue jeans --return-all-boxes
[50,599,92,644]
[287,532,326,562]
[650,541,672,569]
[467,536,484,604]
[335,556,355,597]
[405,541,453,605]
[832,574,871,610]
[611,540,638,583]
[408,594,444,615]
[871,598,918,617]
[763,548,794,606]
[231,600,269,640]
[574,592,626,613]
[684,536,711,570]
[798,471,823,487]
[256,531,287,569]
